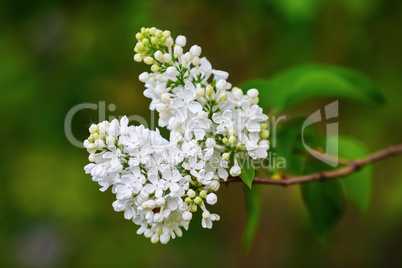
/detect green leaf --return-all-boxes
[242,185,262,253]
[239,64,385,112]
[240,158,255,188]
[301,180,345,240]
[329,136,373,213]
[272,117,325,175]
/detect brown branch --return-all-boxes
[222,144,402,186]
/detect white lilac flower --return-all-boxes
[83,27,270,244]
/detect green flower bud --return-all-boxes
[199,190,207,199]
[135,32,143,40]
[190,203,198,212]
[151,64,161,73]
[236,142,244,150]
[194,196,202,205]
[88,135,95,143]
[260,130,269,139]
[155,29,163,38]
[218,93,227,101]
[185,197,192,204]
[222,152,230,161]
[229,136,236,145]
[206,85,213,96]
[92,133,99,140]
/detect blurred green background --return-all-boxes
[1,0,402,267]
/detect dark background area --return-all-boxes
[1,0,402,267]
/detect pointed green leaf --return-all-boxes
[240,158,255,189]
[240,64,385,112]
[329,136,373,213]
[242,185,262,253]
[301,180,345,240]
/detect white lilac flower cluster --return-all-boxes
[84,27,270,244]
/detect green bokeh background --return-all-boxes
[1,0,402,267]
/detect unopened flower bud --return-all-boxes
[139,72,150,82]
[175,35,187,47]
[202,211,210,219]
[184,175,192,182]
[206,85,213,96]
[216,79,227,91]
[154,85,166,97]
[218,93,227,102]
[194,196,202,205]
[182,211,192,221]
[151,37,158,45]
[161,93,171,102]
[144,56,154,65]
[133,54,142,63]
[190,45,201,57]
[222,152,230,161]
[136,42,145,50]
[155,29,163,38]
[227,128,236,137]
[260,130,270,139]
[229,136,236,145]
[154,51,163,61]
[260,123,267,130]
[166,66,178,76]
[151,64,161,73]
[190,203,198,212]
[92,133,99,140]
[86,143,96,151]
[206,180,220,192]
[87,135,95,143]
[232,87,243,99]
[192,56,200,66]
[196,88,205,97]
[164,37,174,47]
[236,142,244,150]
[88,153,96,162]
[250,97,259,105]
[94,139,105,150]
[230,164,241,177]
[89,124,98,134]
[199,190,207,199]
[135,32,143,40]
[156,103,167,113]
[185,197,192,204]
[187,189,196,198]
[174,46,183,56]
[163,30,171,38]
[222,137,229,144]
[247,88,259,98]
[184,52,193,63]
[163,53,172,62]
[206,193,218,205]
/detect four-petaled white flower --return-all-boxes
[143,174,167,198]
